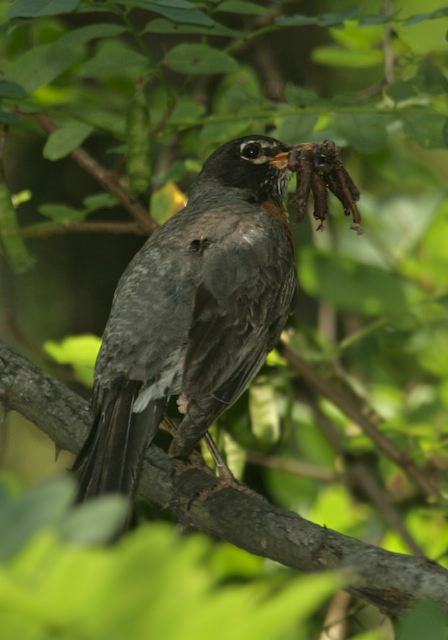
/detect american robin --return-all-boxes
[74,135,297,507]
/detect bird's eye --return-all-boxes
[241,143,261,160]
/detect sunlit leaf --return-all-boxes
[312,46,383,68]
[150,182,186,224]
[249,381,281,445]
[43,334,102,386]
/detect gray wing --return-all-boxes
[171,214,297,455]
[94,203,269,402]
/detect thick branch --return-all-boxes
[1,341,447,618]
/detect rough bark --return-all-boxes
[1,341,447,618]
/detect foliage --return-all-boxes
[1,0,448,636]
[0,476,345,640]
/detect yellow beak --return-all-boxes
[269,151,290,170]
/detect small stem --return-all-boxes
[31,113,157,234]
[383,0,395,86]
[23,221,143,238]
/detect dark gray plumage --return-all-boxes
[74,135,297,509]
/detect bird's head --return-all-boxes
[191,135,292,205]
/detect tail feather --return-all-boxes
[74,382,165,508]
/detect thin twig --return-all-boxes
[281,339,439,500]
[310,400,425,556]
[23,221,144,238]
[319,591,351,640]
[31,113,157,234]
[246,451,337,482]
[383,0,395,86]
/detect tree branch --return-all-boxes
[1,341,447,618]
[23,221,145,238]
[281,340,439,500]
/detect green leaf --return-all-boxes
[200,119,250,144]
[169,96,206,125]
[275,8,358,27]
[402,112,448,149]
[43,334,101,386]
[38,203,87,223]
[59,497,129,545]
[0,79,26,98]
[0,477,76,561]
[43,122,93,161]
[83,192,119,211]
[312,46,383,68]
[0,168,34,273]
[58,23,127,47]
[285,83,319,107]
[334,112,388,152]
[359,11,401,25]
[79,41,148,78]
[143,17,241,37]
[299,248,408,316]
[217,1,272,16]
[249,381,280,444]
[405,7,448,26]
[0,110,21,124]
[150,182,186,224]
[7,0,80,18]
[397,599,448,640]
[274,112,318,143]
[165,43,237,75]
[3,42,79,93]
[115,0,215,26]
[212,66,264,117]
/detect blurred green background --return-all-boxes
[0,0,448,637]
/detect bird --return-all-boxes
[74,134,298,514]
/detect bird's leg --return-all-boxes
[204,432,236,482]
[162,416,212,474]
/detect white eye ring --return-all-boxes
[240,141,271,164]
